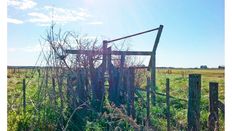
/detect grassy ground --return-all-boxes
[7,68,224,130]
[154,68,224,130]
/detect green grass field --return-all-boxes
[7,68,224,130]
[155,68,224,130]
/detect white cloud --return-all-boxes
[79,8,88,12]
[27,6,92,26]
[37,23,51,27]
[82,36,98,40]
[7,18,24,24]
[88,21,103,25]
[8,0,37,10]
[28,12,50,23]
[8,44,49,53]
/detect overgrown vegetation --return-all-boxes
[7,68,224,130]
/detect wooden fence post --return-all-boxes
[38,68,41,77]
[23,79,26,114]
[146,77,150,125]
[187,74,201,131]
[126,69,130,116]
[52,77,56,105]
[130,67,135,119]
[166,78,170,131]
[127,68,135,118]
[208,82,219,131]
[118,53,125,104]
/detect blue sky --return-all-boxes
[7,0,224,67]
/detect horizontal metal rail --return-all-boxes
[130,66,149,69]
[136,87,187,102]
[65,50,152,56]
[105,27,160,43]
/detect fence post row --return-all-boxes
[187,74,201,131]
[166,78,170,131]
[52,77,57,106]
[23,79,26,114]
[146,77,150,125]
[129,67,135,119]
[208,82,219,131]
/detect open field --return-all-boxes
[156,68,224,130]
[7,67,224,130]
[157,68,224,101]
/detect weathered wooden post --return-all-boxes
[58,76,64,118]
[38,68,41,77]
[120,54,125,71]
[208,82,219,131]
[108,47,115,104]
[77,69,86,104]
[52,77,57,105]
[118,53,125,105]
[166,78,170,131]
[146,77,150,125]
[187,74,201,131]
[23,79,26,114]
[131,68,135,119]
[101,42,107,108]
[122,69,128,105]
[89,53,95,102]
[67,76,72,107]
[127,67,135,118]
[109,67,120,106]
